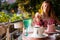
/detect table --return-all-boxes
[21,31,60,40]
[22,35,55,40]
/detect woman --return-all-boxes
[38,0,60,27]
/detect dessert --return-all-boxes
[45,24,56,33]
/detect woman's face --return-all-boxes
[43,2,50,14]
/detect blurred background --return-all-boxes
[0,0,60,17]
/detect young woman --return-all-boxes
[38,0,60,27]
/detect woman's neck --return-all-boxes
[42,12,49,19]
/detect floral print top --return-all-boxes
[43,18,56,27]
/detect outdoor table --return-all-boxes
[21,30,60,40]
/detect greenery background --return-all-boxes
[0,0,60,17]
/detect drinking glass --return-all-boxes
[23,18,32,36]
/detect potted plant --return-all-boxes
[0,12,10,23]
[10,13,23,29]
[0,12,10,36]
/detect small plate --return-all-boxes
[45,32,56,34]
[27,33,48,38]
[44,30,57,34]
[44,30,60,34]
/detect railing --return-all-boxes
[0,21,22,40]
[1,29,22,40]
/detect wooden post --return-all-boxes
[6,27,10,40]
[6,23,11,40]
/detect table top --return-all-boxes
[16,26,60,40]
[22,35,55,40]
[15,32,59,40]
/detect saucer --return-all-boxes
[45,30,57,34]
[27,33,48,38]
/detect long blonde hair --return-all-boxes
[39,1,56,19]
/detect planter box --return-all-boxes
[14,21,23,29]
